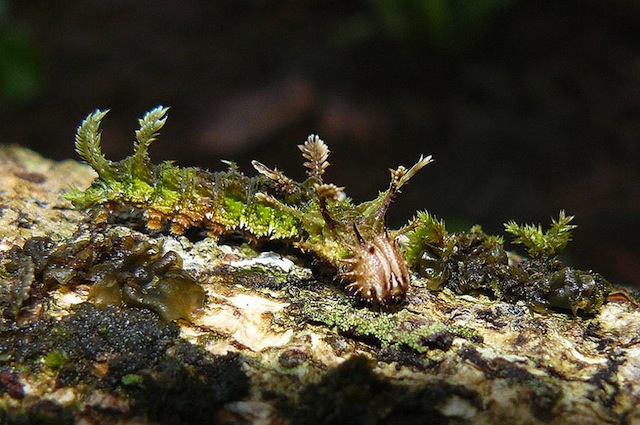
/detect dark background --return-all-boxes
[1,0,639,288]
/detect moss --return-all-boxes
[496,257,611,316]
[405,210,449,270]
[42,350,69,370]
[504,211,577,258]
[121,373,144,387]
[407,218,611,316]
[295,289,480,361]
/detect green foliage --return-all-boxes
[73,109,116,181]
[504,211,577,258]
[73,106,170,187]
[121,373,145,388]
[43,349,69,370]
[131,106,169,181]
[404,210,448,269]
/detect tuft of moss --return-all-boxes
[504,210,577,258]
[405,213,610,316]
[297,289,480,359]
[42,350,69,370]
[404,210,448,270]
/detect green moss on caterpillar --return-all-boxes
[67,106,433,304]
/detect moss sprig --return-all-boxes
[404,211,448,269]
[131,106,169,181]
[504,210,577,258]
[74,109,116,181]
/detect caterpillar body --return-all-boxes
[66,106,433,304]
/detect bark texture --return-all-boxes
[0,145,638,424]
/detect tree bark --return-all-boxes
[1,145,638,424]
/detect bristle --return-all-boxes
[252,160,296,194]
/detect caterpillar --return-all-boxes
[66,106,433,304]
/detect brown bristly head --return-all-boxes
[342,230,410,304]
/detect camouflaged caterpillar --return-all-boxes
[66,106,433,304]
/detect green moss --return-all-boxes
[406,214,611,316]
[405,210,448,270]
[121,373,145,387]
[505,210,577,258]
[297,290,480,356]
[42,350,69,370]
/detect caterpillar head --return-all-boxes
[343,226,410,304]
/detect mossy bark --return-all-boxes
[1,145,639,424]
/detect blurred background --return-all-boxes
[1,0,639,288]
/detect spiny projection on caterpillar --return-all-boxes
[66,106,433,304]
